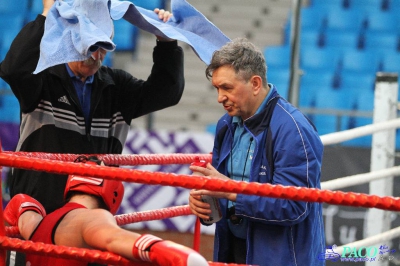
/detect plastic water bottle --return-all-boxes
[191,157,222,224]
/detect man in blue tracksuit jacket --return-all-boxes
[189,38,325,265]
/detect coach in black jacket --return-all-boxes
[0,2,184,214]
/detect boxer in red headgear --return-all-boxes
[63,155,124,215]
[4,156,208,266]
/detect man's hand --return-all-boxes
[42,0,54,17]
[190,162,237,201]
[153,8,174,41]
[189,162,230,180]
[188,190,212,220]
[154,8,173,22]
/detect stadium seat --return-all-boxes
[268,68,290,85]
[299,70,336,108]
[348,0,385,13]
[112,20,139,52]
[0,14,25,33]
[340,49,381,75]
[274,81,290,100]
[325,8,366,32]
[381,52,400,101]
[267,68,290,83]
[364,11,398,33]
[311,85,354,135]
[309,0,348,10]
[300,47,342,73]
[299,29,323,48]
[382,52,400,73]
[362,31,399,54]
[284,7,326,44]
[340,72,376,105]
[0,0,29,13]
[299,7,327,31]
[321,29,362,50]
[129,0,165,10]
[387,0,400,11]
[268,68,290,99]
[300,70,336,89]
[341,84,374,147]
[285,6,326,37]
[264,45,291,70]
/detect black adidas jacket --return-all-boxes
[0,15,184,213]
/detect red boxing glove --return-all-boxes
[132,234,208,266]
[4,194,46,226]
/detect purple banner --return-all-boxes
[119,129,215,234]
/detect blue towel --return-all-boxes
[34,0,230,74]
[35,0,115,74]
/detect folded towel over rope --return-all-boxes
[34,0,230,74]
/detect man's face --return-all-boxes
[68,48,107,80]
[212,65,256,120]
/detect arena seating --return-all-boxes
[1,0,399,148]
[267,0,400,147]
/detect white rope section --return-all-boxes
[320,118,400,146]
[321,166,400,190]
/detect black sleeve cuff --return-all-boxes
[155,39,178,49]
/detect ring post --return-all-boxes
[366,72,398,266]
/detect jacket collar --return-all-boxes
[243,85,280,136]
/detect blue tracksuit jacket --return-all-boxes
[211,85,326,266]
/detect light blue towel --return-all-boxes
[35,0,115,74]
[34,0,230,74]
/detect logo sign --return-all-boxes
[318,244,396,263]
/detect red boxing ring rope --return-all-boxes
[2,152,212,166]
[0,236,146,266]
[0,152,399,211]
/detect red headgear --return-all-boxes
[64,156,124,214]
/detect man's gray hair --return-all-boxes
[206,38,267,86]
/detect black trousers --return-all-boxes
[227,232,247,264]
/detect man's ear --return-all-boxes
[251,75,263,95]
